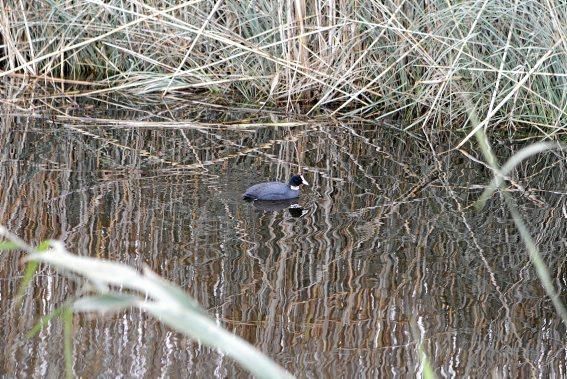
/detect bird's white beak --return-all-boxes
[300,175,309,186]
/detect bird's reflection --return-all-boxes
[244,199,307,218]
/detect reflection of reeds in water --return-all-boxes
[0,109,566,377]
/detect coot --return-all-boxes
[243,174,309,201]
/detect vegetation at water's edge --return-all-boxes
[1,0,567,138]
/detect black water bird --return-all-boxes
[242,174,309,201]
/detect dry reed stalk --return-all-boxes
[0,0,565,139]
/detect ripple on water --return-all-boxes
[0,111,565,377]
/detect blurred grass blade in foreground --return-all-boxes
[18,239,293,379]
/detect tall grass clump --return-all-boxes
[0,227,293,379]
[1,1,566,138]
[462,96,567,326]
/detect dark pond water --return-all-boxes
[1,105,566,377]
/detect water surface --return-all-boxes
[1,106,565,377]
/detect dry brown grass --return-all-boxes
[1,1,566,138]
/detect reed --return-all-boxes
[0,227,293,379]
[1,0,566,138]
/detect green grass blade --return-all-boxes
[73,294,138,314]
[0,241,19,250]
[15,260,40,306]
[420,350,437,379]
[25,241,293,378]
[503,192,567,324]
[461,96,567,327]
[63,307,73,379]
[475,142,564,209]
[141,302,293,379]
[27,306,66,338]
[142,267,209,317]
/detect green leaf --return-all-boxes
[15,260,40,306]
[25,242,294,378]
[142,267,208,317]
[475,142,563,209]
[0,241,19,251]
[141,302,293,379]
[36,240,51,251]
[26,243,156,295]
[27,306,67,338]
[27,245,201,306]
[63,307,73,379]
[73,294,138,314]
[421,350,437,379]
